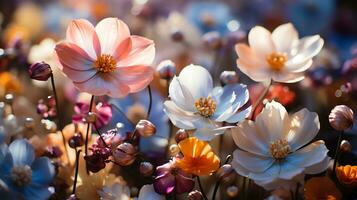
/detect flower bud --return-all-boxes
[329,105,354,131]
[24,117,35,129]
[175,129,189,143]
[340,140,352,153]
[4,94,14,105]
[41,119,57,133]
[28,62,52,81]
[66,194,79,200]
[84,153,106,173]
[169,144,180,156]
[157,60,176,79]
[85,112,97,123]
[202,31,223,50]
[226,185,239,197]
[135,120,156,137]
[220,71,239,86]
[188,190,203,200]
[113,143,137,166]
[44,146,63,158]
[171,30,184,42]
[69,133,84,149]
[139,161,154,176]
[216,164,236,183]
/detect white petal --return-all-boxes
[284,58,313,73]
[233,150,274,173]
[231,121,270,157]
[271,71,305,83]
[288,35,324,64]
[193,124,233,141]
[255,101,290,142]
[248,26,275,57]
[286,140,329,170]
[272,23,299,53]
[232,150,250,177]
[163,101,201,130]
[138,185,165,200]
[177,64,213,100]
[168,76,195,112]
[249,163,280,181]
[9,139,35,166]
[287,108,320,151]
[225,106,251,123]
[304,156,330,174]
[255,174,304,191]
[278,162,304,180]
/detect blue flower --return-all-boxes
[110,90,169,155]
[184,2,234,35]
[0,139,55,200]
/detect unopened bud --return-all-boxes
[28,62,52,81]
[113,143,137,166]
[84,153,106,173]
[175,129,189,143]
[24,117,35,129]
[157,60,176,79]
[69,133,84,149]
[169,144,180,156]
[188,190,203,200]
[226,185,239,197]
[329,105,354,131]
[139,161,154,176]
[136,120,156,137]
[202,31,223,50]
[66,194,79,200]
[340,140,352,153]
[216,164,236,183]
[220,71,239,86]
[171,30,184,42]
[85,112,97,123]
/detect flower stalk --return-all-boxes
[147,85,153,119]
[84,95,95,156]
[72,149,81,194]
[249,80,272,119]
[196,176,208,200]
[333,131,344,176]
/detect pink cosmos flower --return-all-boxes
[55,18,155,98]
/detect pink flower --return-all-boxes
[72,101,113,129]
[55,18,155,98]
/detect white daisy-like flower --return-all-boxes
[98,181,130,200]
[235,23,324,83]
[231,101,330,190]
[164,64,251,141]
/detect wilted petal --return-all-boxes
[153,173,175,194]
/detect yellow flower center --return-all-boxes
[269,139,291,159]
[194,97,217,118]
[266,52,287,71]
[11,165,32,186]
[94,54,117,73]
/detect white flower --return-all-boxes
[164,64,251,141]
[137,185,164,200]
[231,101,329,190]
[98,182,130,200]
[235,23,324,83]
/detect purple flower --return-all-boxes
[72,102,112,129]
[153,160,194,195]
[28,62,52,81]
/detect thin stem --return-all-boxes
[224,154,232,164]
[84,95,95,156]
[294,183,300,200]
[110,103,135,127]
[212,179,221,200]
[249,80,272,119]
[242,177,247,200]
[196,176,208,200]
[50,73,69,162]
[333,131,344,176]
[147,85,153,119]
[72,149,81,194]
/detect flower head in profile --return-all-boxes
[164,64,250,141]
[72,101,112,129]
[304,176,342,200]
[176,137,220,176]
[231,101,329,190]
[0,139,55,200]
[55,17,155,98]
[336,165,357,187]
[235,23,323,83]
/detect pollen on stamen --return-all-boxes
[94,54,117,73]
[194,97,217,118]
[269,139,291,160]
[266,52,287,71]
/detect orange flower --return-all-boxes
[336,165,357,187]
[304,176,342,200]
[176,137,220,176]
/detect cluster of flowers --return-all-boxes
[0,16,356,200]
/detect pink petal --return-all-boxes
[116,65,154,92]
[55,42,97,82]
[113,37,132,60]
[73,73,130,98]
[66,19,100,59]
[118,36,155,67]
[95,18,130,55]
[248,26,275,57]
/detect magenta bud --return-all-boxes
[135,119,156,137]
[69,133,84,149]
[139,161,154,176]
[28,62,52,81]
[157,60,176,80]
[113,143,137,166]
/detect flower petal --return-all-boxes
[233,150,274,173]
[287,108,320,151]
[95,17,130,55]
[139,185,165,200]
[23,186,54,200]
[249,163,280,181]
[248,26,275,57]
[31,157,55,186]
[284,58,313,73]
[9,139,35,166]
[153,173,175,194]
[118,36,155,67]
[304,156,330,174]
[175,173,195,194]
[272,23,299,53]
[211,84,249,122]
[231,121,270,157]
[255,101,290,142]
[163,101,201,130]
[116,65,154,93]
[193,125,233,141]
[168,76,196,112]
[66,19,100,59]
[278,162,304,180]
[287,35,324,65]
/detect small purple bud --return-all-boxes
[28,62,52,81]
[139,161,154,176]
[84,153,106,173]
[171,30,184,42]
[44,146,63,158]
[175,129,189,143]
[135,119,156,137]
[113,143,137,166]
[202,31,223,50]
[220,71,239,86]
[69,133,84,149]
[157,60,176,80]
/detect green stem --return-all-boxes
[249,80,272,119]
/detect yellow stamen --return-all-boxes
[269,139,291,159]
[94,54,117,73]
[266,52,287,71]
[194,97,217,118]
